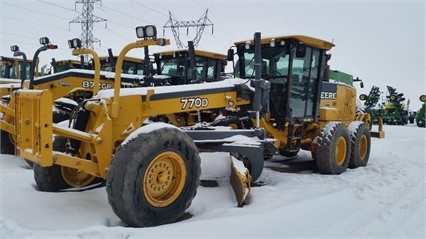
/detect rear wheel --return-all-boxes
[33,136,99,192]
[315,122,351,174]
[348,122,371,168]
[107,125,201,227]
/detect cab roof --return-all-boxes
[0,56,34,62]
[98,55,145,63]
[154,49,226,60]
[234,35,335,51]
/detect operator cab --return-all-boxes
[153,49,227,86]
[233,35,334,129]
[0,56,35,79]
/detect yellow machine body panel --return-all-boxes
[24,69,141,101]
[14,90,53,167]
[318,82,356,125]
[16,78,251,178]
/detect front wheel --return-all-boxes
[106,124,201,227]
[33,136,100,192]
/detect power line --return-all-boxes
[3,2,71,21]
[99,4,155,25]
[163,10,214,48]
[0,31,36,40]
[132,0,168,18]
[193,1,237,42]
[35,0,79,13]
[96,6,135,30]
[3,15,79,35]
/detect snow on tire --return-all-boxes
[348,121,371,168]
[315,122,351,175]
[106,126,201,227]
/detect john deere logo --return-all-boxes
[321,82,337,100]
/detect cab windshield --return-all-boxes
[0,57,33,79]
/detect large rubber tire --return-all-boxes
[33,136,99,192]
[1,130,15,155]
[348,122,371,168]
[315,122,351,175]
[107,126,201,227]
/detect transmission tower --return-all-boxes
[163,9,213,48]
[69,0,107,55]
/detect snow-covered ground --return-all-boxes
[1,124,424,239]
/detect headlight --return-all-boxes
[144,25,157,38]
[270,38,275,47]
[136,26,145,39]
[68,38,82,49]
[39,37,50,45]
[136,25,158,39]
[10,45,19,52]
[245,41,251,50]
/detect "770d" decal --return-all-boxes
[180,97,209,110]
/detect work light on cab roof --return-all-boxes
[10,45,19,53]
[39,37,50,45]
[10,45,25,57]
[68,38,82,49]
[136,25,157,39]
[39,37,58,49]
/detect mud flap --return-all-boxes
[230,156,251,207]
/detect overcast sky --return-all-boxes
[0,0,424,109]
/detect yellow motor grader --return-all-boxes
[0,34,167,155]
[13,28,383,227]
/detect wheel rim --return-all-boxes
[359,134,368,161]
[143,151,187,208]
[335,136,347,166]
[61,167,96,187]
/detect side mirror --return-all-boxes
[295,44,306,58]
[226,48,234,61]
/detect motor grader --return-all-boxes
[148,46,228,126]
[0,33,169,155]
[13,29,383,227]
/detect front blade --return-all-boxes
[230,156,251,207]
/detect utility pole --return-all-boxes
[163,9,213,48]
[70,0,107,60]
